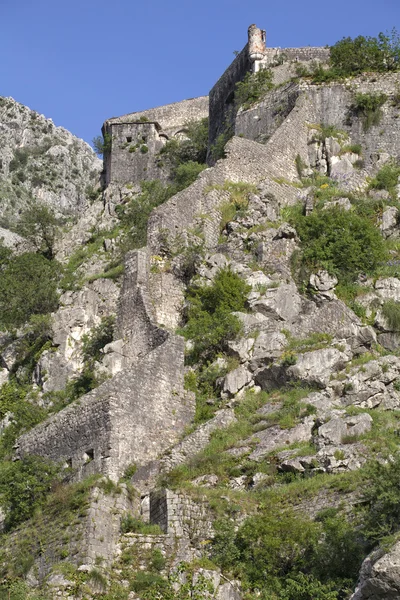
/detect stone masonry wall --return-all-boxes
[208,45,251,152]
[3,486,138,584]
[150,488,213,542]
[103,121,168,185]
[106,96,209,137]
[114,249,168,360]
[16,334,194,482]
[235,81,301,143]
[235,73,400,170]
[262,46,330,65]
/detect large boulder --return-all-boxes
[351,542,400,599]
[287,347,351,388]
[316,413,373,448]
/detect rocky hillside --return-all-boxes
[0,96,101,227]
[1,29,400,600]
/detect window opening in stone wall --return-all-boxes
[84,449,94,463]
[126,136,132,143]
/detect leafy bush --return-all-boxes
[290,207,387,284]
[16,203,60,259]
[120,513,163,535]
[81,316,115,363]
[9,314,53,384]
[0,381,50,460]
[360,455,400,542]
[211,504,363,598]
[233,509,320,589]
[92,132,112,156]
[209,126,234,162]
[381,300,400,331]
[183,268,250,363]
[0,251,60,329]
[117,171,205,254]
[173,161,206,189]
[235,68,274,110]
[116,180,174,250]
[369,161,400,194]
[0,455,61,530]
[159,118,208,170]
[330,31,400,75]
[351,92,387,131]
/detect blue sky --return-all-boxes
[1,0,399,147]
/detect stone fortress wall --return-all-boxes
[208,24,330,152]
[16,248,195,483]
[103,96,209,184]
[17,22,400,487]
[13,24,400,596]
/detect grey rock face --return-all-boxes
[0,227,32,254]
[0,96,101,223]
[287,347,351,388]
[223,366,253,396]
[351,542,400,600]
[250,282,302,323]
[247,416,315,461]
[316,413,372,448]
[381,206,399,238]
[330,356,400,410]
[35,278,119,392]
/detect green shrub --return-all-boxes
[211,502,363,597]
[81,316,115,363]
[330,31,400,75]
[0,455,61,530]
[381,300,400,330]
[116,180,173,250]
[92,132,112,157]
[173,161,206,189]
[159,118,208,169]
[8,314,53,384]
[360,454,400,542]
[183,268,250,363]
[209,126,234,162]
[351,92,388,131]
[0,251,60,329]
[290,207,387,284]
[235,68,274,110]
[369,161,400,194]
[16,204,60,259]
[234,509,320,589]
[120,513,163,535]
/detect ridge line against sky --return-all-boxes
[1,0,400,146]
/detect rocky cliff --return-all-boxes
[0,96,102,226]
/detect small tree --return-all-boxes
[17,203,60,259]
[0,252,60,329]
[330,30,400,75]
[0,455,61,530]
[92,132,112,157]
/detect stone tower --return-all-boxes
[248,24,266,72]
